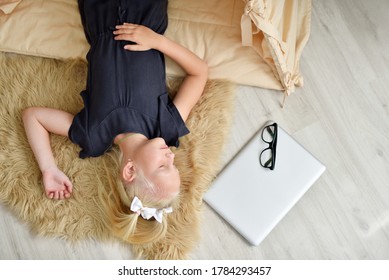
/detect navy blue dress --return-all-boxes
[69,0,189,158]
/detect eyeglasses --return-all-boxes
[259,122,278,170]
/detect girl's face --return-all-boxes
[132,137,180,198]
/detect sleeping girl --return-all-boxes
[22,0,207,243]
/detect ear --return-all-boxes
[122,159,136,183]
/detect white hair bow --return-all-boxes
[130,196,173,223]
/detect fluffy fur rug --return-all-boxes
[0,52,234,259]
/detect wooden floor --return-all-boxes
[1,0,388,259]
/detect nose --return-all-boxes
[165,151,175,165]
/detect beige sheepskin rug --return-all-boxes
[0,52,235,259]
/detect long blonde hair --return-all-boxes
[110,163,178,244]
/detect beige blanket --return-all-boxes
[0,0,311,96]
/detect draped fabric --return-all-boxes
[241,0,311,105]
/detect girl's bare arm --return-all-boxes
[22,107,74,199]
[156,34,208,122]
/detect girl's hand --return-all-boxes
[113,23,162,51]
[42,167,73,200]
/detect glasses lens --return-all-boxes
[260,148,273,168]
[262,125,275,143]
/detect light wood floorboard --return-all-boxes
[1,0,388,259]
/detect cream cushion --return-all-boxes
[0,0,89,59]
[0,0,22,14]
[0,0,311,93]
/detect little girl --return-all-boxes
[22,0,207,243]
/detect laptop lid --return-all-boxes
[203,124,326,246]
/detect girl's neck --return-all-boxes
[114,132,138,145]
[115,132,147,159]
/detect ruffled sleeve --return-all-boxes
[158,93,189,147]
[68,90,95,159]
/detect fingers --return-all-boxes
[113,23,138,36]
[47,191,70,200]
[113,23,143,41]
[123,44,149,51]
[47,191,59,200]
[46,188,72,200]
[116,23,138,29]
[113,30,132,42]
[113,34,129,41]
[65,178,73,194]
[43,168,73,200]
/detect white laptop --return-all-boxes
[203,123,326,246]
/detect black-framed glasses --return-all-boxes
[259,122,278,170]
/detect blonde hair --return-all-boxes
[110,164,178,245]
